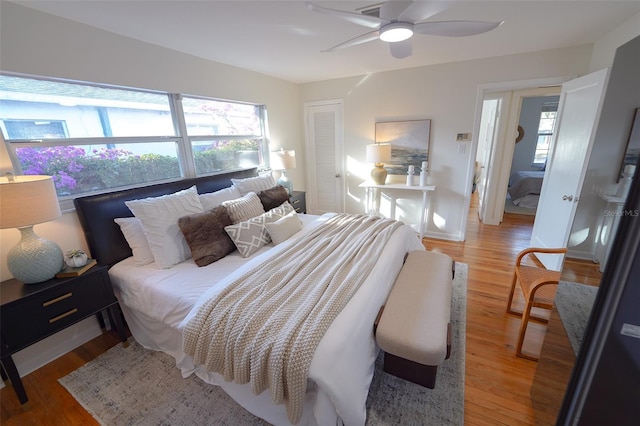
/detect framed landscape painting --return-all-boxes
[375,119,430,175]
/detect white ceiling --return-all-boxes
[11,0,640,83]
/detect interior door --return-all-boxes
[530,68,609,270]
[476,97,502,221]
[304,100,344,214]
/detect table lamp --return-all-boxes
[366,143,391,185]
[0,175,64,283]
[270,149,296,195]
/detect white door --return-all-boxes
[304,100,344,214]
[476,96,503,222]
[530,68,609,270]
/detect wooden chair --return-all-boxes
[506,247,567,361]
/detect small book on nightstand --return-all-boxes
[56,259,97,278]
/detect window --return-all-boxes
[0,74,269,204]
[532,102,558,166]
[181,96,268,176]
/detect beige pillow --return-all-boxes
[265,211,303,245]
[222,192,265,224]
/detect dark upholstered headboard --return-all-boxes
[73,168,258,267]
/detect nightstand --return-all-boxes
[289,191,307,213]
[0,263,127,408]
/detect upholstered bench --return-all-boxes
[374,250,454,388]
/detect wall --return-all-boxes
[0,2,302,378]
[300,46,592,240]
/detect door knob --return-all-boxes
[562,195,573,201]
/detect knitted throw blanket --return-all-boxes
[182,213,402,424]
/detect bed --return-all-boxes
[73,167,425,425]
[507,170,545,210]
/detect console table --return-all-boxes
[360,182,436,239]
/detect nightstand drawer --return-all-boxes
[1,273,115,351]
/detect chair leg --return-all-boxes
[516,299,539,361]
[506,273,520,316]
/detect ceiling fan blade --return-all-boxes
[398,0,455,23]
[414,20,504,37]
[389,39,413,59]
[380,1,413,21]
[323,30,380,52]
[307,2,384,29]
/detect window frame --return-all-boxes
[1,73,270,211]
[531,110,558,168]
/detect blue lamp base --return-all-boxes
[278,170,293,195]
[7,225,64,284]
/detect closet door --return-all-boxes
[304,100,344,214]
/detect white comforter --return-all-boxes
[109,213,425,425]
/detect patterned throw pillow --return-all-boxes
[225,202,295,258]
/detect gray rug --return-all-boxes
[59,263,467,425]
[555,281,598,354]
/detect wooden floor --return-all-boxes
[1,194,602,425]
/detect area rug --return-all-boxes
[59,262,467,426]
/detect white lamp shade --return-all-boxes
[366,144,391,163]
[0,175,61,229]
[270,149,297,170]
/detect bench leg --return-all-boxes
[383,352,439,389]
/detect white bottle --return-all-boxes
[407,165,415,186]
[419,161,428,186]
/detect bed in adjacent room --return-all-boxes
[73,167,425,425]
[507,170,545,211]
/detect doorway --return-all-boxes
[474,85,562,225]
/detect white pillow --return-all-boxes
[200,186,241,210]
[225,202,295,257]
[125,186,204,269]
[231,173,276,196]
[265,211,303,245]
[222,192,265,224]
[114,217,155,266]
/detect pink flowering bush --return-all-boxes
[17,146,180,196]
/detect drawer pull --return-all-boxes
[291,199,300,204]
[43,292,73,307]
[49,308,78,323]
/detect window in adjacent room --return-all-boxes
[0,74,269,205]
[532,101,559,167]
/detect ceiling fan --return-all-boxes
[307,1,503,59]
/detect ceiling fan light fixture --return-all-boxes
[379,22,414,42]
